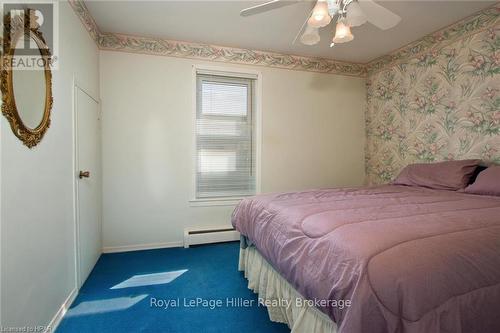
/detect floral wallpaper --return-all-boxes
[365,23,500,184]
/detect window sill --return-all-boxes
[189,197,246,207]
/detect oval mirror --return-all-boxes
[12,34,47,130]
[1,10,53,148]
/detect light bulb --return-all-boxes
[332,18,354,44]
[308,0,331,28]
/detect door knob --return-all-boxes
[79,171,90,179]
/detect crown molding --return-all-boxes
[69,0,498,78]
[366,4,500,75]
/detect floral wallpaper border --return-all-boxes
[68,0,100,43]
[68,0,366,77]
[97,32,367,76]
[366,4,500,75]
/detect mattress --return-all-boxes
[231,185,500,333]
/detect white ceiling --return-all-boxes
[85,1,496,63]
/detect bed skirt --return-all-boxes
[239,246,338,333]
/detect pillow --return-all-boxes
[393,160,481,191]
[464,166,500,196]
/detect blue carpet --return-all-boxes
[57,242,290,333]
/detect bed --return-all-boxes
[231,184,500,333]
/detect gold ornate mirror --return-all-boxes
[1,9,53,148]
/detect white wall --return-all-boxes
[100,51,366,250]
[0,2,99,328]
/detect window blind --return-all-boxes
[195,73,256,199]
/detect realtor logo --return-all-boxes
[2,1,59,69]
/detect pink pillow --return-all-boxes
[393,160,481,191]
[464,166,500,196]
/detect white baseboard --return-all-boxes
[45,288,77,333]
[102,241,183,253]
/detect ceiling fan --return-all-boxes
[240,0,402,47]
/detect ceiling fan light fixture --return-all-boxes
[346,1,367,27]
[332,18,354,44]
[300,26,321,46]
[308,0,331,28]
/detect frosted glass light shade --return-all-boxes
[346,1,367,27]
[308,0,331,28]
[332,18,354,43]
[300,26,320,45]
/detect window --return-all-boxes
[195,71,257,199]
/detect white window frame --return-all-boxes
[190,64,262,207]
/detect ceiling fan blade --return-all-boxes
[358,0,401,30]
[240,0,300,17]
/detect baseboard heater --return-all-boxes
[184,225,240,248]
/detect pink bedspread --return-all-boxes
[231,185,500,333]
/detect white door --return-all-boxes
[75,86,101,288]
